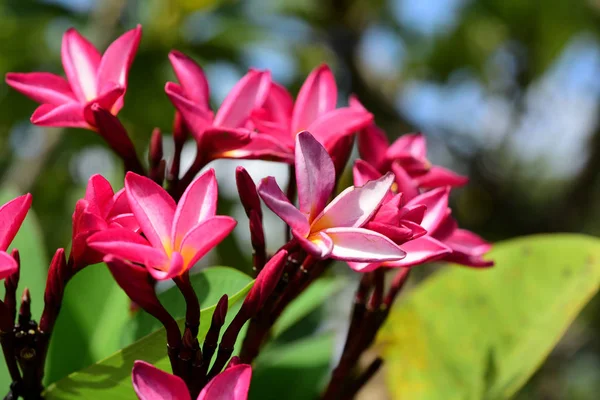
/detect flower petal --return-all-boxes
[0,251,18,280]
[213,70,271,128]
[323,227,406,262]
[165,82,214,140]
[5,72,76,105]
[125,172,176,251]
[61,28,101,102]
[96,25,142,113]
[386,236,451,268]
[350,96,389,171]
[198,364,252,400]
[132,360,190,400]
[307,107,373,148]
[390,162,419,201]
[260,82,293,127]
[257,177,310,237]
[31,103,89,129]
[353,159,382,187]
[311,172,394,231]
[220,133,294,163]
[180,216,236,268]
[168,50,210,107]
[415,166,469,188]
[295,131,335,220]
[84,174,115,218]
[148,251,186,280]
[87,228,166,266]
[83,84,125,123]
[201,127,252,155]
[291,64,337,132]
[172,169,218,249]
[0,194,32,251]
[295,231,334,259]
[406,187,449,233]
[386,133,429,173]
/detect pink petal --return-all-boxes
[0,194,32,251]
[146,251,186,280]
[61,28,101,102]
[291,64,337,132]
[365,222,413,243]
[165,82,214,140]
[87,228,167,266]
[213,70,271,128]
[257,177,310,237]
[168,50,210,107]
[323,227,406,262]
[350,96,389,171]
[96,25,142,112]
[5,72,76,105]
[220,133,294,163]
[172,169,218,249]
[345,261,381,273]
[83,84,125,122]
[386,133,428,172]
[261,82,293,127]
[307,107,373,148]
[415,166,469,188]
[125,172,176,251]
[444,229,492,256]
[200,127,252,156]
[132,360,191,400]
[180,216,237,271]
[108,213,139,231]
[311,172,394,231]
[108,188,132,217]
[250,111,293,144]
[295,131,335,221]
[386,236,451,268]
[0,251,18,280]
[295,231,334,259]
[390,162,419,201]
[198,364,252,400]
[406,187,449,233]
[84,174,115,218]
[353,159,382,187]
[31,103,89,129]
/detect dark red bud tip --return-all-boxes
[213,294,229,326]
[149,128,163,165]
[9,249,20,268]
[172,111,188,146]
[243,249,288,314]
[226,356,241,369]
[236,167,262,219]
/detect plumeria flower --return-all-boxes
[165,50,271,158]
[0,194,32,279]
[352,160,492,269]
[350,97,467,192]
[88,170,236,280]
[71,174,138,270]
[132,360,251,400]
[258,131,406,262]
[6,26,141,130]
[229,64,373,162]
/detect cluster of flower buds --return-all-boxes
[2,24,492,399]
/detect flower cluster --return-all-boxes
[0,25,492,399]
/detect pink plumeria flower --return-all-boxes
[352,160,492,269]
[351,97,467,193]
[5,25,141,130]
[165,50,271,157]
[258,131,406,262]
[0,194,32,279]
[88,170,236,280]
[229,64,373,162]
[71,174,138,270]
[132,360,251,400]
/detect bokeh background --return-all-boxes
[2,0,600,398]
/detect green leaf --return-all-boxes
[379,234,600,400]
[0,189,48,391]
[273,277,346,337]
[44,278,254,399]
[250,334,334,400]
[125,266,255,343]
[45,265,130,384]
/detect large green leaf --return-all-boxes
[45,264,130,384]
[379,234,600,400]
[0,189,48,391]
[44,278,254,399]
[250,334,334,400]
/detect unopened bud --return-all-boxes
[149,128,163,167]
[235,167,262,219]
[39,249,68,333]
[172,111,188,148]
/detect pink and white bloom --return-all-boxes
[71,174,138,269]
[352,161,492,270]
[6,26,141,130]
[351,97,467,192]
[88,170,236,280]
[165,51,271,158]
[0,194,32,279]
[229,64,373,162]
[258,131,406,262]
[132,360,251,400]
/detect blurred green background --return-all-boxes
[2,0,600,398]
